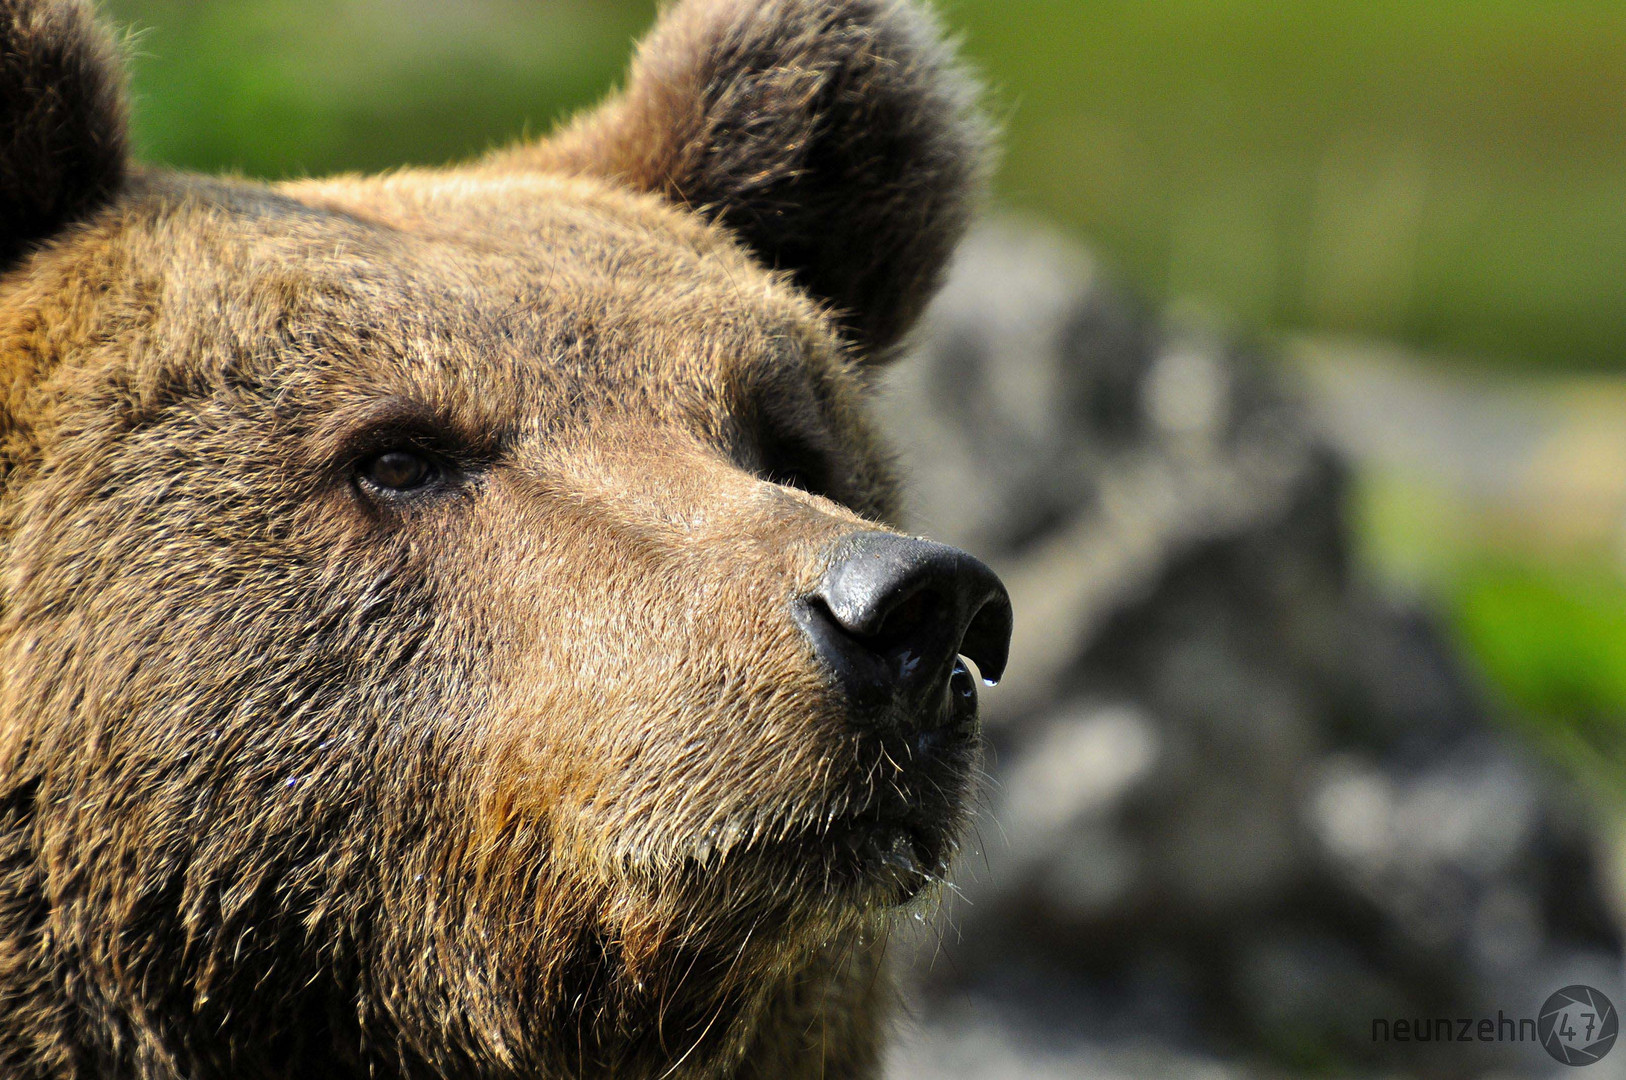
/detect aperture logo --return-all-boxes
[1540,985,1618,1066]
[1372,984,1618,1067]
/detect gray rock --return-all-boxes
[881,219,1623,1077]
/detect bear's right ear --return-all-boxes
[0,0,128,273]
[506,0,990,358]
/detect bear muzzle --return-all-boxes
[761,531,1012,901]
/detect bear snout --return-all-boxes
[795,531,1012,734]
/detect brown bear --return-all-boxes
[0,0,1010,1077]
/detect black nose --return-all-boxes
[797,531,1013,728]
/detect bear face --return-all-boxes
[0,1,1005,1078]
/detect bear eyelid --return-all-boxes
[313,398,433,457]
[314,398,485,466]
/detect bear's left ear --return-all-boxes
[0,0,128,274]
[508,0,990,357]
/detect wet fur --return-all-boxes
[0,1,985,1078]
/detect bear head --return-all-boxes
[0,1,1007,1077]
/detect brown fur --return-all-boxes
[0,1,988,1078]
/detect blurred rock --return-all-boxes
[880,220,1624,1078]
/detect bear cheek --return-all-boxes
[466,566,851,874]
[439,474,860,881]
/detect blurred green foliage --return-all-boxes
[964,0,1626,372]
[103,0,657,176]
[1351,466,1626,791]
[1453,562,1626,797]
[102,0,1626,372]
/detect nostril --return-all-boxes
[958,591,1013,685]
[865,586,944,653]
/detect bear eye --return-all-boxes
[757,427,837,500]
[359,449,437,492]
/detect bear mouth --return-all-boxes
[806,655,983,903]
[814,811,958,903]
[685,658,983,906]
[688,801,965,907]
